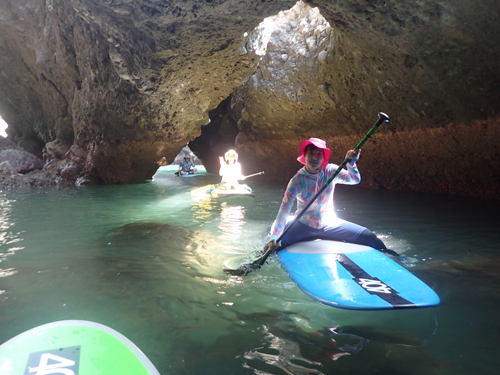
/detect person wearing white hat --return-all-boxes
[219,149,245,189]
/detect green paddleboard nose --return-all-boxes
[0,320,160,375]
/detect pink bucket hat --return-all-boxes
[297,138,331,166]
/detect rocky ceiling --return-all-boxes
[0,0,499,198]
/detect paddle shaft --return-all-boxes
[253,112,389,267]
[241,171,264,180]
[191,184,213,194]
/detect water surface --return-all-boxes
[1,165,499,374]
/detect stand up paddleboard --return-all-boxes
[0,320,160,375]
[175,172,202,177]
[278,240,440,310]
[210,184,255,199]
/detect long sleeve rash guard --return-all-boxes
[269,162,361,241]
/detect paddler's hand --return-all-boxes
[346,149,360,163]
[264,239,278,254]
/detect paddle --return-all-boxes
[241,171,265,180]
[226,112,391,276]
[191,184,215,195]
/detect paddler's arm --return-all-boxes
[263,239,278,253]
[264,177,299,251]
[335,149,361,184]
[219,157,226,176]
[346,149,360,162]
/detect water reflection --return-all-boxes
[244,324,368,374]
[241,317,451,375]
[190,194,256,268]
[218,202,246,242]
[0,195,23,279]
[191,195,216,225]
[0,195,14,241]
[244,325,322,374]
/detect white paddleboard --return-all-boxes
[210,184,255,198]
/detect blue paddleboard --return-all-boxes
[278,240,440,310]
[0,320,160,375]
[175,173,202,177]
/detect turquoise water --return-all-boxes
[1,165,499,374]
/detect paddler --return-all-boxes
[219,149,245,189]
[177,154,197,175]
[264,137,390,254]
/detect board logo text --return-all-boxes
[25,346,80,375]
[356,278,393,294]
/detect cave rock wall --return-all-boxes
[0,0,499,198]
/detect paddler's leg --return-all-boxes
[322,221,390,253]
[354,229,389,252]
[280,221,390,254]
[279,221,325,248]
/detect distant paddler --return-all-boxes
[176,154,197,176]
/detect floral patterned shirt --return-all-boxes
[269,162,361,241]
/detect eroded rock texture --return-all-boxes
[0,0,499,198]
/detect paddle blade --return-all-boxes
[224,263,262,276]
[225,247,274,276]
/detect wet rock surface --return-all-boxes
[0,0,499,198]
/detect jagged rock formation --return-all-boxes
[0,0,499,198]
[0,136,58,188]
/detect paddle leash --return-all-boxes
[226,112,390,276]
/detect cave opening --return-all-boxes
[153,144,207,180]
[187,0,332,175]
[188,96,239,173]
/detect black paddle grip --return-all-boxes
[353,112,390,152]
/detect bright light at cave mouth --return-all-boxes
[253,17,275,56]
[244,0,331,58]
[0,117,7,138]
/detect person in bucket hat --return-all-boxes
[177,153,197,176]
[264,137,390,254]
[296,137,331,167]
